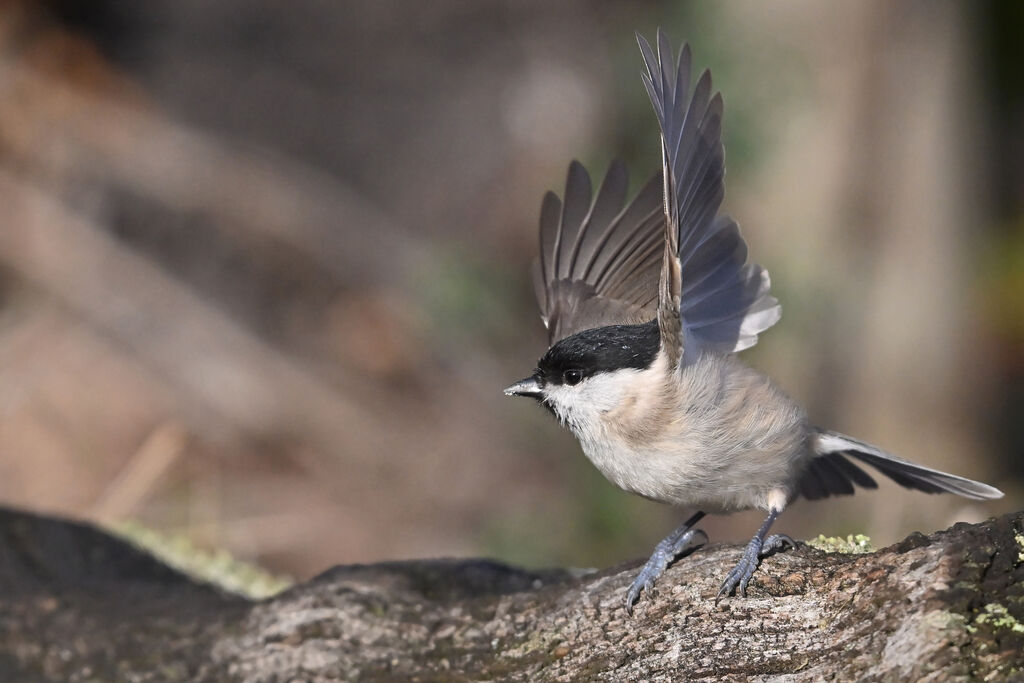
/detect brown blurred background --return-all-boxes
[0,0,1021,583]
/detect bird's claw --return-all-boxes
[624,576,655,615]
[625,527,707,615]
[716,533,794,602]
[761,533,796,556]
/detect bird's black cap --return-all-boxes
[536,319,660,386]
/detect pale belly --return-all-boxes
[575,421,811,513]
[557,353,812,513]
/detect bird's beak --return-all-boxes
[504,376,543,399]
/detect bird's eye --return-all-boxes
[563,369,583,386]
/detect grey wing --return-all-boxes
[533,160,664,345]
[637,30,781,360]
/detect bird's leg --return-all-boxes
[716,507,794,600]
[625,510,707,614]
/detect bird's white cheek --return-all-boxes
[544,371,643,431]
[542,386,578,426]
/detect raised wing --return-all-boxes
[637,30,780,362]
[532,159,664,346]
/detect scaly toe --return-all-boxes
[625,586,641,615]
[760,533,796,557]
[718,549,760,600]
[626,526,708,614]
[625,567,660,614]
[716,569,741,602]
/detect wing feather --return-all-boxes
[599,221,663,296]
[555,161,593,279]
[533,162,664,345]
[537,192,562,296]
[637,30,781,360]
[568,159,628,280]
[532,32,782,354]
[592,210,662,292]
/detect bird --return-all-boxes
[503,29,1004,614]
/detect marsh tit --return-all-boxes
[504,30,1003,614]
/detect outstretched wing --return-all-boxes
[532,160,664,346]
[637,30,780,363]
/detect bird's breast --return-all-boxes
[568,354,811,511]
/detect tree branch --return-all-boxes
[1,506,1022,681]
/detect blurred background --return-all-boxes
[0,0,1021,588]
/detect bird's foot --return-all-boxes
[761,533,795,556]
[716,533,795,601]
[625,525,707,615]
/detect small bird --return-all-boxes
[504,30,1003,614]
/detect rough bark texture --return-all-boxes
[1,507,1022,682]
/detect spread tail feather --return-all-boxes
[805,430,1004,501]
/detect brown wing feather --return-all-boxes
[533,161,664,346]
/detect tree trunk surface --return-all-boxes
[1,507,1022,682]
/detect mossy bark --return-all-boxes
[1,507,1022,681]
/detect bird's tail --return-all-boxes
[798,430,1004,502]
